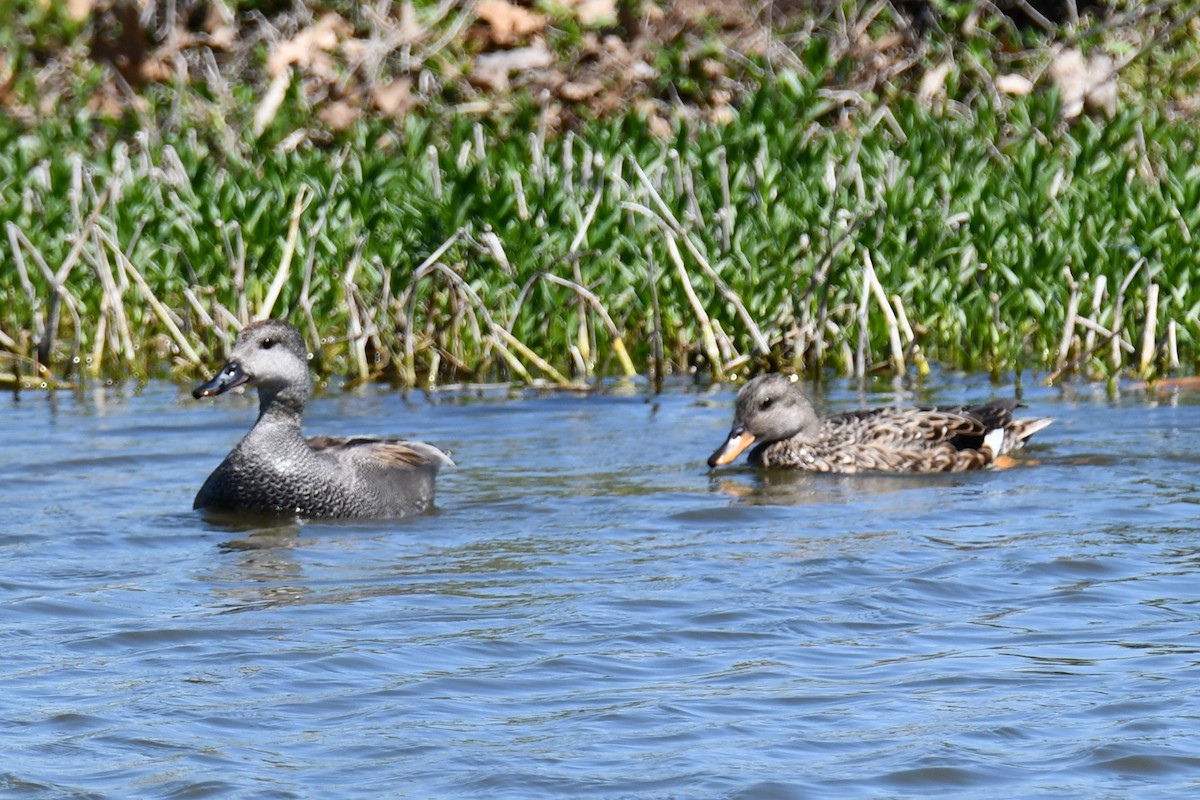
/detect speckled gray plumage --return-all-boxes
[193,319,452,519]
[708,373,1052,474]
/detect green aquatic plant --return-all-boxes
[1,72,1197,387]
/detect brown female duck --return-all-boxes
[708,373,1052,473]
[193,319,452,518]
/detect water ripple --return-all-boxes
[3,381,1200,797]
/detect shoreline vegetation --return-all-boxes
[2,1,1199,391]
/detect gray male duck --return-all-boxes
[708,373,1052,474]
[193,319,452,518]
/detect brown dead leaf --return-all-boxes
[0,51,13,108]
[1051,49,1087,117]
[700,59,725,80]
[68,0,93,22]
[995,73,1034,96]
[561,0,617,27]
[873,31,904,51]
[710,104,735,125]
[372,78,415,116]
[646,111,672,139]
[1084,54,1117,117]
[85,82,148,117]
[140,54,175,83]
[559,79,604,102]
[268,13,351,79]
[395,2,424,41]
[204,0,237,50]
[476,0,546,46]
[470,67,509,92]
[472,42,553,90]
[253,73,290,136]
[1051,48,1117,119]
[918,62,951,105]
[318,99,360,131]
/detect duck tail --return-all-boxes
[984,416,1053,457]
[1009,417,1054,446]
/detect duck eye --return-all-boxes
[261,338,275,350]
[760,396,774,410]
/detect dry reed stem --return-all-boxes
[98,230,204,367]
[488,333,535,383]
[1139,282,1159,377]
[1045,323,1131,386]
[401,230,464,385]
[427,145,442,200]
[1168,319,1179,370]
[512,172,530,221]
[183,287,229,349]
[12,225,83,368]
[1072,315,1135,351]
[1111,258,1144,372]
[425,264,538,384]
[493,326,570,385]
[855,255,870,379]
[1,352,69,390]
[258,185,313,321]
[221,222,249,325]
[712,317,735,365]
[1056,268,1080,370]
[890,294,929,376]
[89,308,107,376]
[213,303,243,334]
[568,187,606,374]
[401,238,569,386]
[629,159,770,355]
[40,184,112,365]
[90,228,136,366]
[568,345,586,376]
[646,245,664,389]
[7,222,44,337]
[1110,291,1125,372]
[716,146,732,252]
[343,237,370,380]
[540,272,637,377]
[862,251,905,374]
[1084,274,1107,358]
[659,223,725,381]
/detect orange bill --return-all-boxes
[707,431,757,468]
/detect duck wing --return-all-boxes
[306,436,455,469]
[301,435,453,518]
[823,405,995,450]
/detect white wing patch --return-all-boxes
[982,428,1005,455]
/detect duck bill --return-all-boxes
[707,429,756,468]
[193,360,250,399]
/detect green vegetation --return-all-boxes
[2,2,1199,389]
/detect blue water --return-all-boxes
[4,376,1200,798]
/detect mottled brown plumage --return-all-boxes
[708,374,1052,474]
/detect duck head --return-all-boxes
[707,373,819,467]
[193,320,311,411]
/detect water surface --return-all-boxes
[4,376,1200,798]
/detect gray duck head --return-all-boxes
[193,319,311,412]
[708,373,820,467]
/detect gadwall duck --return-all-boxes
[708,373,1052,473]
[192,319,452,518]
